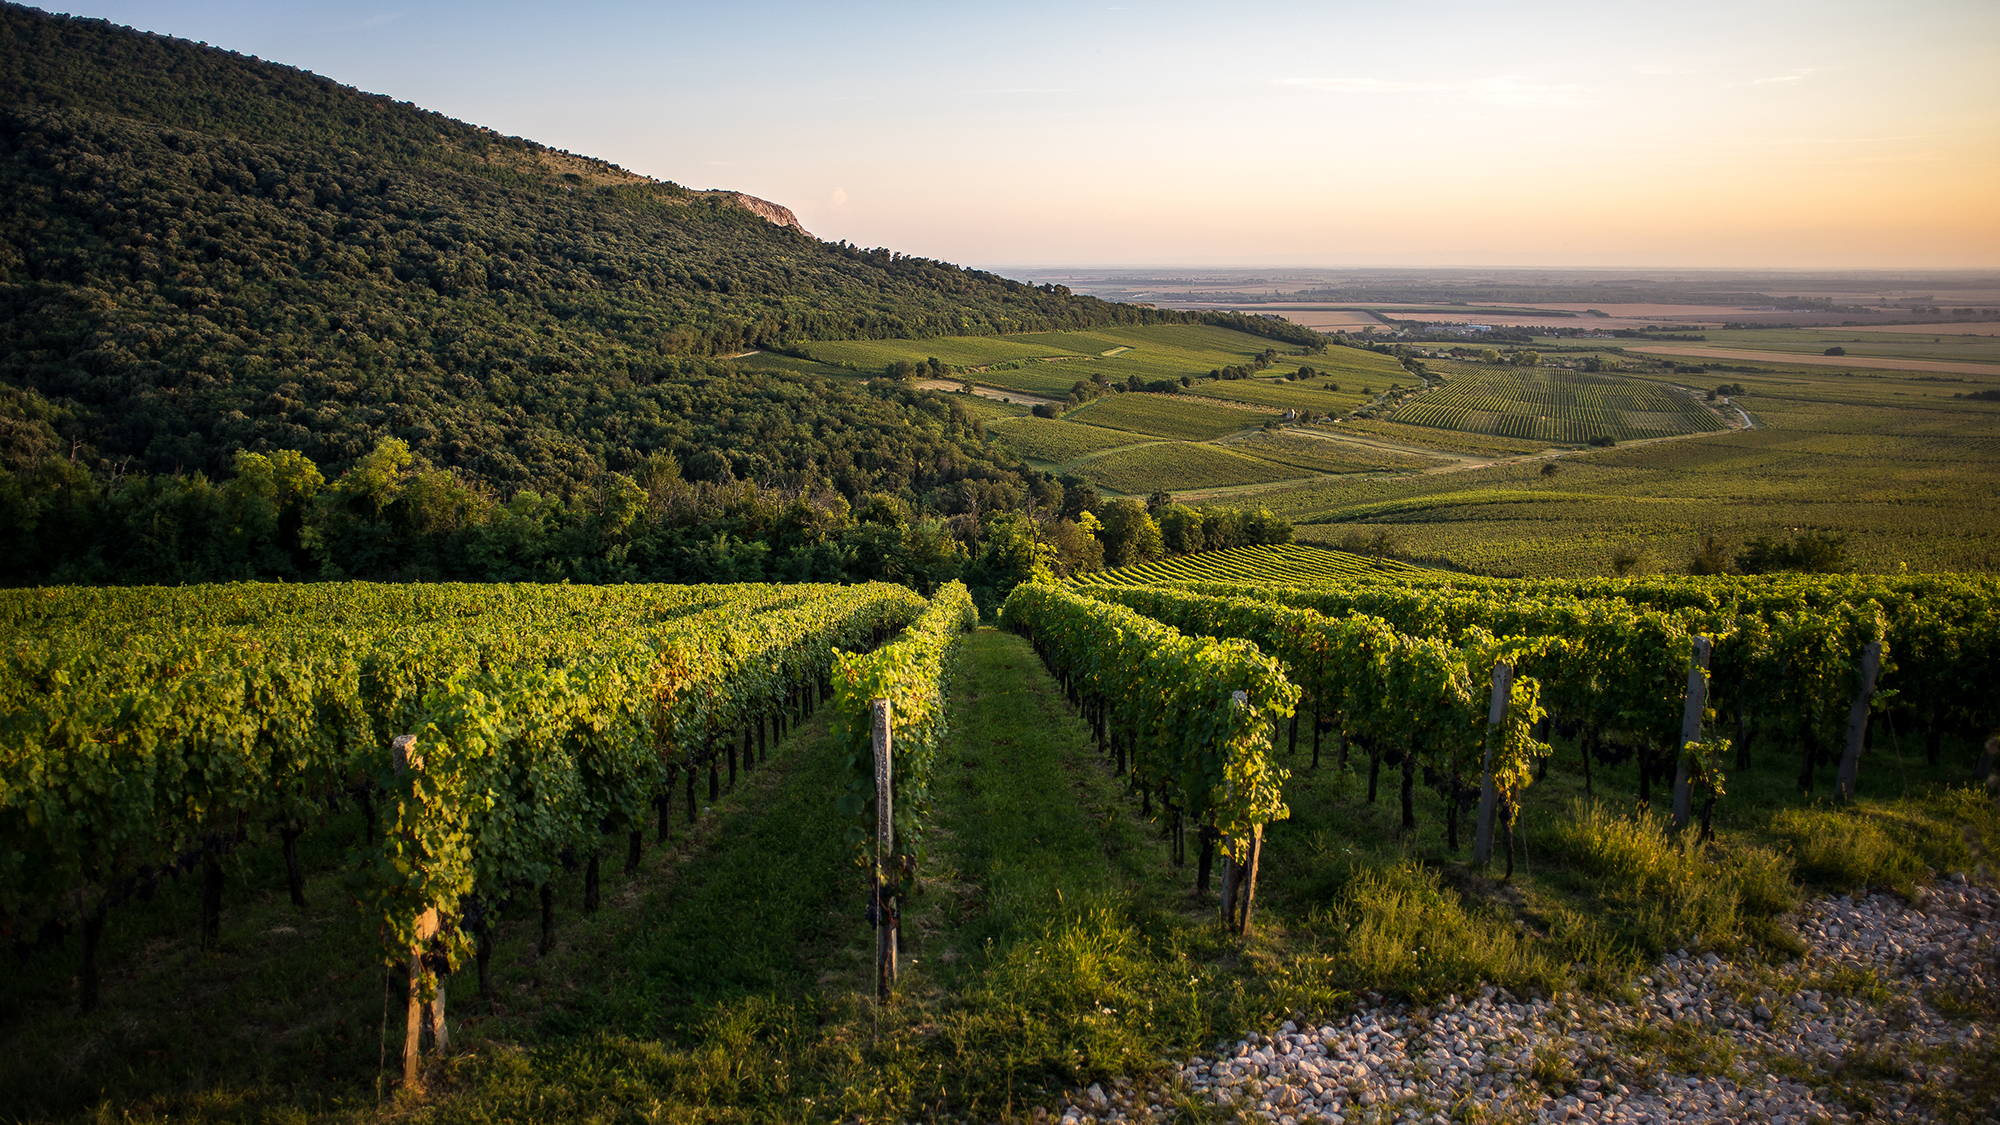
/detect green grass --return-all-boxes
[1068,394,1274,441]
[984,417,1148,463]
[1071,442,1306,494]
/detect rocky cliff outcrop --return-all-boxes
[714,192,811,237]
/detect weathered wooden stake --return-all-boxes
[391,734,449,1089]
[1472,662,1513,866]
[1670,636,1713,832]
[871,698,896,1000]
[402,905,443,1089]
[1239,826,1263,933]
[1834,641,1884,802]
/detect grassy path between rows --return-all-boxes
[415,626,1257,1124]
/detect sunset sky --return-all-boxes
[44,0,2000,269]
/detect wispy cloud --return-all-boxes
[1753,68,1815,85]
[1280,76,1585,106]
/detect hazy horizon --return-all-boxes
[34,0,2000,271]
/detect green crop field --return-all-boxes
[985,416,1148,463]
[1317,418,1556,457]
[798,324,1303,398]
[727,351,861,381]
[943,392,1032,422]
[1184,376,1373,414]
[1644,327,2000,367]
[1394,364,1729,445]
[802,335,1069,371]
[1069,393,1274,441]
[1221,430,1449,474]
[1071,441,1307,494]
[1258,359,2000,576]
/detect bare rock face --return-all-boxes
[717,192,811,236]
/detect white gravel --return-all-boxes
[1049,877,1998,1125]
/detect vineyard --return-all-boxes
[1069,441,1309,494]
[1216,431,1449,475]
[3,567,1997,1122]
[1393,365,1729,445]
[0,581,933,1074]
[1074,543,1431,586]
[1068,393,1276,442]
[984,416,1148,463]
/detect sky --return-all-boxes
[38,0,2000,270]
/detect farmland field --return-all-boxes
[1184,376,1376,414]
[1221,430,1449,474]
[1626,326,2000,368]
[1260,360,2000,575]
[1072,542,1430,584]
[985,416,1147,462]
[1317,417,1557,457]
[941,390,1032,422]
[1069,393,1274,441]
[6,573,1998,1124]
[7,572,1992,1112]
[798,324,1304,397]
[1070,441,1306,493]
[1395,364,1730,445]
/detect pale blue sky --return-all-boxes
[38,1,2000,267]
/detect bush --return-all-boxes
[1735,532,1847,575]
[1031,402,1062,419]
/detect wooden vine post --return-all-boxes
[1220,824,1263,934]
[392,734,449,1089]
[1472,662,1513,866]
[1218,690,1266,935]
[1834,640,1884,802]
[1670,636,1713,833]
[871,698,897,1000]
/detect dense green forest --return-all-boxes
[0,4,1317,587]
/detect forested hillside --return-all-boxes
[0,4,1189,481]
[0,4,1322,586]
